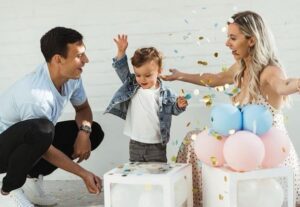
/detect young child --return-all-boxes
[105,34,188,162]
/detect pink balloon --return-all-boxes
[260,127,290,168]
[224,131,265,172]
[194,129,226,167]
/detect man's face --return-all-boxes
[59,41,89,79]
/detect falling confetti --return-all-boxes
[224,176,228,182]
[174,49,178,53]
[186,122,191,127]
[219,194,224,200]
[197,60,208,66]
[210,156,218,166]
[185,93,192,100]
[221,26,227,33]
[198,36,204,40]
[193,89,200,96]
[222,66,228,72]
[282,147,286,153]
[228,129,236,135]
[191,134,197,140]
[171,156,177,162]
[228,17,234,23]
[184,19,189,24]
[214,52,219,57]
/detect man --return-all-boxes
[0,27,104,206]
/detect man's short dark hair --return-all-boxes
[40,27,83,62]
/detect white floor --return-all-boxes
[40,180,104,207]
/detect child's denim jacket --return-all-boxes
[104,55,185,145]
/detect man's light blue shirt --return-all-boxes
[0,63,86,134]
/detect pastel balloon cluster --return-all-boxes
[195,103,290,172]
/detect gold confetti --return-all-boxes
[214,52,219,57]
[197,60,208,66]
[171,156,177,162]
[219,194,224,200]
[205,100,212,107]
[211,131,222,140]
[282,147,286,153]
[222,66,228,72]
[179,89,185,96]
[231,87,239,94]
[215,86,225,92]
[224,176,227,182]
[210,156,218,166]
[186,122,191,127]
[198,36,204,40]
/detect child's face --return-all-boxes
[133,61,162,89]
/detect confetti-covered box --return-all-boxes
[202,164,295,207]
[104,162,193,207]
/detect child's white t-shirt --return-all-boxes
[124,87,161,143]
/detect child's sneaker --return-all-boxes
[0,188,34,207]
[22,175,57,206]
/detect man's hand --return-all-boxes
[113,34,128,60]
[72,131,91,163]
[82,171,102,194]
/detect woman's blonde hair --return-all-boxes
[229,11,283,101]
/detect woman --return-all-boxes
[162,11,300,206]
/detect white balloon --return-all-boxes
[238,178,284,207]
[111,184,142,207]
[238,180,259,207]
[138,186,163,207]
[256,179,284,207]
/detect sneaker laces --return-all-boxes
[10,189,33,207]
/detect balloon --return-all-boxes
[256,179,284,207]
[138,186,163,207]
[242,104,273,135]
[260,127,291,168]
[210,103,242,136]
[238,179,259,207]
[111,184,141,207]
[194,129,226,167]
[223,131,265,171]
[238,178,284,207]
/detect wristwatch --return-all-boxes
[79,124,92,134]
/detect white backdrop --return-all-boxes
[0,0,299,179]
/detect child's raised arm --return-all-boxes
[113,34,128,60]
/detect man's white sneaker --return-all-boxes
[0,188,34,207]
[22,175,57,206]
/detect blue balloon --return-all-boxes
[210,104,242,136]
[242,104,273,135]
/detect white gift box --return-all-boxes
[202,164,295,207]
[104,162,193,207]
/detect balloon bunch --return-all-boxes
[195,103,290,172]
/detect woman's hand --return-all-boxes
[113,34,128,60]
[160,69,182,81]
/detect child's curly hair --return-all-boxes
[131,47,163,68]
